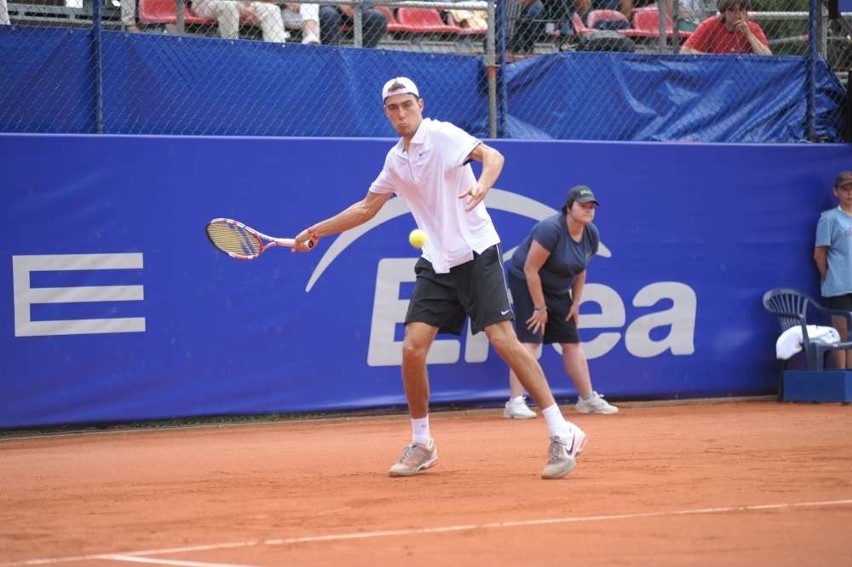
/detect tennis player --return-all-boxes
[293,77,587,480]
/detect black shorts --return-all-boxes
[507,271,579,345]
[405,245,513,335]
[823,293,852,311]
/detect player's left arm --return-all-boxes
[460,142,505,211]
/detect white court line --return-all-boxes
[4,498,852,567]
[97,556,256,567]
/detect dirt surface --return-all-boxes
[2,400,851,566]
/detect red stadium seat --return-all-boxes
[632,8,691,40]
[395,7,459,35]
[586,9,630,29]
[584,9,652,41]
[571,12,593,36]
[138,0,213,26]
[374,6,408,35]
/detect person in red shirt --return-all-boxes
[682,0,771,55]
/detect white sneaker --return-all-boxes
[302,32,320,45]
[575,392,619,414]
[388,439,438,477]
[541,426,587,479]
[503,396,537,419]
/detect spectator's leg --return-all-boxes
[251,2,288,43]
[831,314,850,369]
[509,0,544,53]
[280,6,303,31]
[120,0,138,30]
[361,8,387,48]
[521,0,545,51]
[319,5,342,45]
[192,0,241,39]
[510,0,545,53]
[300,3,320,44]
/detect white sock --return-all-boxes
[541,404,571,439]
[411,416,431,446]
[510,395,525,404]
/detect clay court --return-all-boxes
[2,400,851,566]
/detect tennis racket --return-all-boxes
[205,218,312,260]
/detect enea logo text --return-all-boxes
[305,190,696,366]
[12,254,144,337]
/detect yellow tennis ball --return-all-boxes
[409,228,427,249]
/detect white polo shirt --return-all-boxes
[369,118,500,274]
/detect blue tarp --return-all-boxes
[504,53,845,142]
[0,26,845,141]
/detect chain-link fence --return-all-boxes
[5,0,850,62]
[1,0,849,140]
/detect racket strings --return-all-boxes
[207,222,262,256]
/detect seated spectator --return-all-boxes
[190,0,289,43]
[508,0,545,58]
[319,4,387,48]
[681,0,771,54]
[540,0,577,37]
[281,3,321,44]
[675,0,717,31]
[446,7,488,31]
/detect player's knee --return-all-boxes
[401,340,428,365]
[487,331,518,359]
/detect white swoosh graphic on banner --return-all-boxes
[305,189,611,292]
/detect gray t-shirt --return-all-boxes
[509,214,599,295]
[815,207,852,297]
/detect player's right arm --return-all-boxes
[814,215,831,281]
[814,246,828,282]
[523,240,552,335]
[293,191,392,251]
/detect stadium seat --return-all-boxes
[762,288,852,371]
[586,9,630,30]
[585,9,653,40]
[395,7,459,35]
[374,6,408,35]
[631,7,691,40]
[571,12,593,36]
[138,0,213,26]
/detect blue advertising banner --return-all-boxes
[1,133,849,427]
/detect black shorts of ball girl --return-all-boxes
[823,293,852,311]
[404,245,514,335]
[507,271,580,345]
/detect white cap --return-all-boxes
[382,77,420,102]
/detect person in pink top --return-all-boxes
[681,0,771,55]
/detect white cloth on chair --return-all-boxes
[775,325,841,360]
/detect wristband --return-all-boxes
[534,305,547,312]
